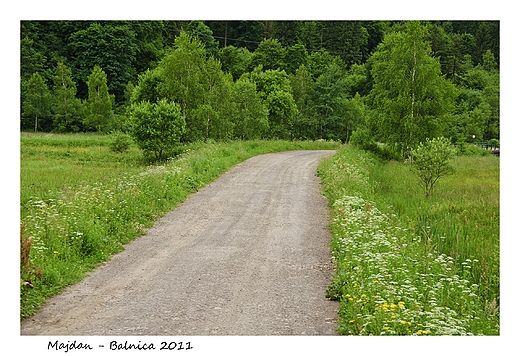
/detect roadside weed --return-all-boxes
[318,146,499,335]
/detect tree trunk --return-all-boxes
[224,22,228,47]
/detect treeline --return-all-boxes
[21,20,499,154]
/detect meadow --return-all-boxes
[20,133,499,335]
[20,133,340,318]
[317,146,499,335]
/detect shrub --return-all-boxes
[411,137,457,197]
[109,131,133,153]
[128,99,186,161]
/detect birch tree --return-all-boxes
[22,72,52,132]
[85,65,114,132]
[369,21,455,157]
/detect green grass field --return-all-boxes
[20,133,499,335]
[20,133,340,318]
[318,145,499,335]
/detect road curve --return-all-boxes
[21,150,338,336]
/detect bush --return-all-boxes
[411,137,457,197]
[109,131,133,153]
[128,99,186,161]
[458,144,492,156]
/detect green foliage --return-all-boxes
[218,45,252,81]
[250,38,286,71]
[131,69,163,104]
[411,137,457,197]
[456,62,499,140]
[128,99,186,161]
[369,22,456,156]
[246,68,299,139]
[158,32,208,141]
[22,72,52,132]
[69,22,138,103]
[20,20,499,144]
[309,63,350,141]
[231,77,269,139]
[318,146,499,335]
[51,62,84,132]
[186,20,219,57]
[289,64,316,139]
[308,49,345,79]
[319,21,369,67]
[109,131,133,153]
[84,65,115,132]
[198,57,235,141]
[284,43,309,74]
[20,36,48,82]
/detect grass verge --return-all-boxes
[317,145,499,335]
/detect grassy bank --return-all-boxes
[317,145,499,335]
[20,133,340,318]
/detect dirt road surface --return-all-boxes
[21,150,338,336]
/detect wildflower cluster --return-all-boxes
[319,148,497,335]
[20,155,199,318]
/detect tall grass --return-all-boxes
[20,133,340,318]
[369,154,499,304]
[318,145,499,335]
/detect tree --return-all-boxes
[69,23,138,103]
[250,38,286,71]
[218,45,252,81]
[22,72,52,132]
[128,99,186,161]
[455,55,499,140]
[247,68,299,139]
[128,20,165,74]
[319,21,369,67]
[131,69,164,104]
[84,65,114,132]
[289,64,316,139]
[231,77,268,140]
[284,43,309,74]
[186,20,219,57]
[309,63,350,141]
[369,21,456,157]
[410,137,457,197]
[265,89,299,139]
[308,49,345,79]
[20,37,48,82]
[344,93,368,143]
[158,31,207,141]
[51,62,84,132]
[198,57,235,141]
[272,21,302,47]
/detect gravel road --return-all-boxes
[21,150,338,336]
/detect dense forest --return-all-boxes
[20,20,499,156]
